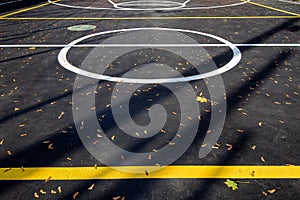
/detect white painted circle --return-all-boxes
[115,0,185,10]
[58,27,242,84]
[48,0,251,11]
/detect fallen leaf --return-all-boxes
[260,156,266,163]
[73,192,79,199]
[48,143,54,150]
[34,192,40,198]
[58,186,62,193]
[268,189,276,194]
[251,145,256,150]
[51,190,57,194]
[0,139,4,145]
[224,179,238,190]
[3,168,12,173]
[40,189,47,195]
[226,143,233,151]
[237,129,245,133]
[20,133,28,137]
[111,135,115,140]
[262,191,268,196]
[258,122,263,126]
[196,96,208,103]
[45,176,52,182]
[93,164,97,170]
[58,111,64,119]
[88,183,95,190]
[7,150,12,155]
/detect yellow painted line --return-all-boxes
[0,166,299,180]
[244,0,299,16]
[0,16,299,20]
[0,0,60,18]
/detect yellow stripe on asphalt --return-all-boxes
[0,16,299,20]
[244,0,299,16]
[0,166,299,180]
[0,0,60,18]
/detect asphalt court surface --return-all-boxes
[0,0,300,199]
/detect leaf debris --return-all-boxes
[88,183,95,191]
[34,192,40,198]
[58,111,64,119]
[73,191,79,199]
[224,179,238,190]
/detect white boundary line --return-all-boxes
[0,0,23,6]
[278,0,300,5]
[47,0,251,11]
[1,43,300,48]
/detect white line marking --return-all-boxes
[47,0,251,11]
[278,0,300,5]
[57,27,242,83]
[1,44,300,48]
[0,0,23,6]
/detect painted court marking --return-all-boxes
[0,0,60,18]
[1,43,300,48]
[1,16,299,20]
[0,0,24,6]
[0,166,299,180]
[47,0,251,11]
[56,27,241,83]
[279,0,300,5]
[244,0,299,16]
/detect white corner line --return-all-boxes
[0,43,300,48]
[278,0,300,5]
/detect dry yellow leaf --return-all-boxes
[111,135,115,140]
[34,192,39,198]
[260,156,266,163]
[262,191,268,196]
[48,143,54,150]
[93,164,97,170]
[58,111,64,119]
[51,190,57,194]
[58,186,62,193]
[268,189,276,194]
[88,183,95,191]
[196,96,208,103]
[73,192,79,199]
[40,189,47,195]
